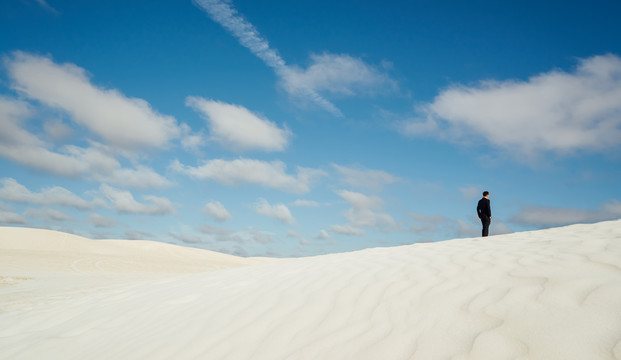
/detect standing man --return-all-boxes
[477,191,492,237]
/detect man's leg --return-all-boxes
[481,218,490,237]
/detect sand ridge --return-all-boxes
[1,221,620,359]
[0,227,267,274]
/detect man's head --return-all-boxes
[483,191,489,198]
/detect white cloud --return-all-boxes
[287,230,310,245]
[0,97,75,175]
[0,211,27,224]
[199,225,247,244]
[338,191,396,230]
[5,51,181,152]
[186,97,291,152]
[292,200,319,207]
[282,53,397,97]
[192,0,395,116]
[511,200,621,228]
[400,54,621,159]
[24,208,72,222]
[490,219,514,236]
[455,219,480,238]
[338,190,384,211]
[313,230,331,240]
[0,97,172,189]
[92,164,172,189]
[125,230,153,240]
[0,178,98,210]
[203,201,232,222]
[200,226,280,256]
[171,158,325,194]
[407,213,452,234]
[99,184,176,216]
[330,224,365,236]
[199,224,232,235]
[332,164,403,191]
[181,133,206,153]
[180,123,207,153]
[459,186,484,201]
[246,228,274,244]
[43,119,73,141]
[331,190,397,236]
[254,198,295,225]
[89,213,119,228]
[169,231,203,244]
[0,202,27,224]
[202,226,275,247]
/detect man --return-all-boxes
[477,191,491,237]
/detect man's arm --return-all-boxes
[487,199,492,219]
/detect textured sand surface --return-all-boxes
[1,221,620,359]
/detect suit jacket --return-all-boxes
[477,198,491,219]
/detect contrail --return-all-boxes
[192,0,284,69]
[192,0,343,117]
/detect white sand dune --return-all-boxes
[1,221,620,360]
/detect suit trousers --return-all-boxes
[481,217,490,237]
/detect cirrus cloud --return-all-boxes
[192,0,396,117]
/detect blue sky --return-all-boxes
[1,0,620,257]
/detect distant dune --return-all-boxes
[1,221,620,360]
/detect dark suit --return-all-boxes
[477,197,491,237]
